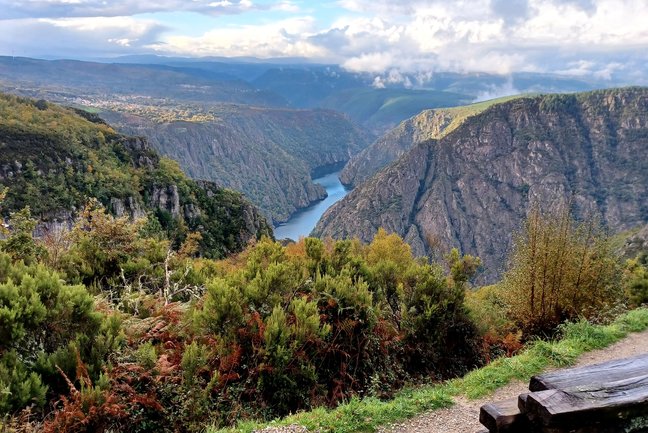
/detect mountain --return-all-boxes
[340,95,524,187]
[101,105,371,224]
[318,88,472,134]
[314,88,648,282]
[0,57,372,225]
[0,56,286,107]
[0,93,272,258]
[251,67,609,133]
[252,66,366,107]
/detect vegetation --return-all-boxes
[502,205,623,335]
[625,252,648,307]
[0,93,272,259]
[210,308,648,433]
[0,212,484,431]
[0,184,646,432]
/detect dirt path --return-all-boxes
[378,329,648,433]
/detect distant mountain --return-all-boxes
[0,56,287,106]
[252,66,366,107]
[319,87,473,134]
[340,95,524,186]
[102,105,371,225]
[314,88,648,282]
[0,93,272,258]
[251,67,612,132]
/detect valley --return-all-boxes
[1,52,647,433]
[274,170,350,240]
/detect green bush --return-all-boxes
[0,252,122,414]
[189,232,481,424]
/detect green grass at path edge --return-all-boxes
[210,308,648,433]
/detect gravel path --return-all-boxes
[378,329,648,433]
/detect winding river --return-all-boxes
[274,171,350,240]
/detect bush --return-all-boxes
[502,205,623,336]
[188,232,481,424]
[0,252,121,415]
[624,252,648,307]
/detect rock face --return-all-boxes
[340,95,524,187]
[340,109,457,187]
[621,224,648,259]
[103,106,372,225]
[0,93,272,258]
[314,88,648,282]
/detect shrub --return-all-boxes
[0,252,121,415]
[502,205,623,336]
[624,252,648,307]
[189,234,481,424]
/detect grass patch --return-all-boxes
[209,308,648,433]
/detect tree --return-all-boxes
[503,205,623,335]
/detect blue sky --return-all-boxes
[0,0,647,81]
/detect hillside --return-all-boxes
[319,87,472,133]
[102,106,371,224]
[0,56,286,107]
[314,87,648,281]
[0,93,272,258]
[340,95,525,187]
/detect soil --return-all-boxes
[378,329,648,433]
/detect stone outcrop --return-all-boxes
[314,88,648,282]
[102,106,371,225]
[339,96,524,187]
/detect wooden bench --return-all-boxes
[479,353,648,433]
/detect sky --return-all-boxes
[1,0,647,80]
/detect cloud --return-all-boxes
[474,76,521,102]
[149,16,327,59]
[0,0,647,83]
[328,0,648,79]
[0,0,297,18]
[0,17,166,57]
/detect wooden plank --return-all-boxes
[529,352,648,391]
[524,373,648,429]
[480,398,532,432]
[517,393,528,413]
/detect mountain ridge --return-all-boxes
[101,105,372,224]
[314,87,648,282]
[340,95,527,187]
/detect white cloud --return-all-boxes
[0,0,647,81]
[150,16,327,58]
[474,76,521,102]
[0,17,165,57]
[0,0,296,18]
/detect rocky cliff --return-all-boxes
[340,95,523,187]
[314,88,648,281]
[0,94,272,258]
[103,105,371,225]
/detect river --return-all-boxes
[274,171,350,240]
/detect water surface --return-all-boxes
[274,171,349,240]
